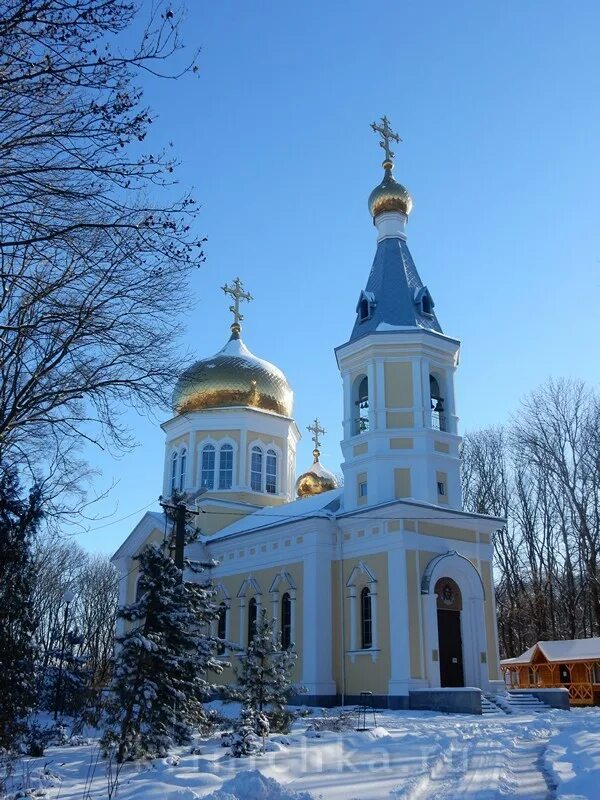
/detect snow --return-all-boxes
[8,705,600,800]
[206,489,342,541]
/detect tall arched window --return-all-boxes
[179,448,187,491]
[247,597,258,645]
[219,444,233,490]
[170,451,178,494]
[250,446,263,492]
[361,587,372,649]
[266,449,277,495]
[217,602,227,655]
[281,592,292,650]
[353,375,369,435]
[429,374,446,431]
[200,444,215,490]
[135,574,145,602]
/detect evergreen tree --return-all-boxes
[0,466,42,749]
[232,609,296,736]
[101,543,221,762]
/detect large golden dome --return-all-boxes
[368,162,412,218]
[173,329,293,417]
[296,449,338,499]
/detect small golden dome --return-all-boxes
[296,449,338,499]
[368,162,412,218]
[173,329,293,417]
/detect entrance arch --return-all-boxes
[435,577,464,687]
[421,551,489,690]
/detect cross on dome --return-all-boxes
[222,277,253,337]
[370,115,401,166]
[307,417,326,454]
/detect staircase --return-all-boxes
[500,691,549,714]
[481,693,506,715]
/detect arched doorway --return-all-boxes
[435,577,464,687]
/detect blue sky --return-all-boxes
[80,1,600,554]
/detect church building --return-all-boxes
[112,118,504,709]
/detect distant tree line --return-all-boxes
[462,378,600,658]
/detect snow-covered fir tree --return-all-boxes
[232,608,296,742]
[101,543,222,762]
[0,467,41,750]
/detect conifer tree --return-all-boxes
[101,543,221,762]
[0,467,42,749]
[232,609,296,737]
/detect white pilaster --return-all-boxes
[387,545,411,697]
[302,536,336,698]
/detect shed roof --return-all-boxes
[501,638,600,666]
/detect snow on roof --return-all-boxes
[501,638,600,666]
[207,488,342,542]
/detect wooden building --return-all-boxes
[501,638,600,706]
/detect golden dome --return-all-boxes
[173,329,293,417]
[296,449,338,499]
[368,162,412,218]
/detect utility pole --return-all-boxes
[159,496,201,578]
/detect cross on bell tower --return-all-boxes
[370,115,401,167]
[222,277,253,338]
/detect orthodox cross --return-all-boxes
[370,115,401,163]
[222,277,253,329]
[307,418,326,451]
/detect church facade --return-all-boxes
[112,118,504,708]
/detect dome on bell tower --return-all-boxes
[367,115,412,219]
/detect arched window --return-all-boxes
[358,297,370,321]
[179,448,187,491]
[353,375,369,435]
[266,449,277,495]
[429,374,446,431]
[135,574,145,602]
[170,451,178,494]
[250,446,263,492]
[361,587,372,649]
[219,444,233,490]
[247,596,258,645]
[200,445,215,490]
[421,292,432,315]
[217,602,227,655]
[281,592,292,650]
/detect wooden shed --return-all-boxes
[501,638,600,706]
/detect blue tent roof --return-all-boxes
[349,236,442,342]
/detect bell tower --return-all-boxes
[335,118,462,512]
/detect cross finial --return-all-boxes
[370,115,401,165]
[221,277,253,337]
[307,417,326,455]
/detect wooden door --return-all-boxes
[438,609,465,687]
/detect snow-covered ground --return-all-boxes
[4,704,600,800]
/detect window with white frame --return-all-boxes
[361,586,373,649]
[170,451,178,494]
[200,444,215,489]
[219,443,233,490]
[250,446,263,491]
[266,449,277,494]
[179,448,187,491]
[217,602,227,654]
[281,592,292,650]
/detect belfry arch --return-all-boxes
[421,551,489,690]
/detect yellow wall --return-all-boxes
[386,411,414,429]
[331,552,391,696]
[418,520,477,543]
[394,468,412,499]
[212,561,304,685]
[390,437,413,449]
[384,362,413,409]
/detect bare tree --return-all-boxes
[0,0,204,519]
[462,379,600,657]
